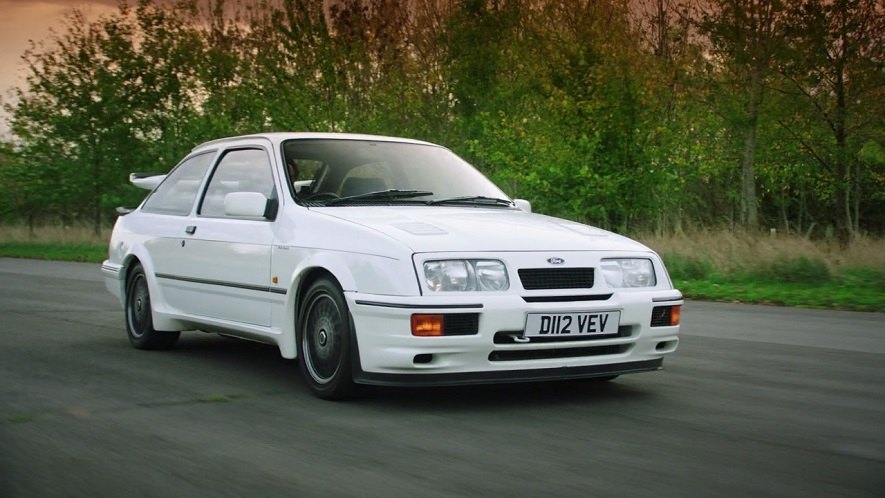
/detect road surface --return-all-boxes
[1,258,883,497]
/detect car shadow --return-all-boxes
[166,332,304,391]
[356,378,656,411]
[168,332,659,409]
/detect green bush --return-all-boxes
[752,256,831,284]
[838,266,885,290]
[662,253,714,281]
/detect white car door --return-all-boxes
[139,151,216,313]
[172,146,278,327]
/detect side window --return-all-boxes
[199,148,277,218]
[142,152,214,216]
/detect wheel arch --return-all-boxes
[121,253,142,283]
[294,267,345,329]
[119,249,184,332]
[279,266,346,360]
[278,248,362,359]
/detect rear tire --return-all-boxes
[125,263,180,350]
[297,277,355,400]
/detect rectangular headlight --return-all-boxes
[601,258,656,288]
[424,260,509,292]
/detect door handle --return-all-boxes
[185,225,197,235]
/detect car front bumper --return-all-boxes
[346,291,680,386]
[101,260,124,303]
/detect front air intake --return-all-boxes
[518,268,594,290]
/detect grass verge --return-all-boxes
[674,276,884,312]
[0,225,108,262]
[0,242,106,263]
[649,232,885,312]
[1,225,883,312]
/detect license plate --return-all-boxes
[524,311,620,338]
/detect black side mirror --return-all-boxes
[264,198,279,220]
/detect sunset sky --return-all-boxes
[0,0,118,138]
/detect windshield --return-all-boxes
[282,139,511,206]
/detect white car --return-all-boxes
[102,133,681,399]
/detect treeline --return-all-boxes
[1,0,883,239]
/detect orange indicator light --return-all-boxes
[411,314,444,336]
[670,305,681,326]
[272,276,278,284]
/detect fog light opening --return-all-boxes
[414,354,434,365]
[656,340,677,352]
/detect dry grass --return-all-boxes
[1,224,883,273]
[0,224,110,245]
[637,229,885,273]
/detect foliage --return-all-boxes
[0,242,106,262]
[675,277,884,312]
[661,253,715,281]
[675,257,883,311]
[744,255,832,284]
[774,0,885,240]
[3,237,880,311]
[1,0,883,237]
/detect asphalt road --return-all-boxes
[1,258,883,497]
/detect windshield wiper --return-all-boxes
[325,189,434,206]
[428,195,515,207]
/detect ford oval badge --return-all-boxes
[547,257,565,265]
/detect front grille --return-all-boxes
[518,268,594,290]
[522,294,612,303]
[489,344,630,361]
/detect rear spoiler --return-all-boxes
[130,172,166,191]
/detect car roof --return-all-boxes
[191,132,438,153]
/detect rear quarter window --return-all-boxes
[142,152,214,216]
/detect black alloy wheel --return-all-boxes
[297,277,355,400]
[125,263,180,350]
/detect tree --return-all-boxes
[698,0,789,230]
[0,141,43,230]
[8,8,145,233]
[778,0,885,240]
[2,0,882,236]
[632,0,718,233]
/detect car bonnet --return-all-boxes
[309,206,651,254]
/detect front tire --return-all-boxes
[297,277,355,400]
[125,263,180,350]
